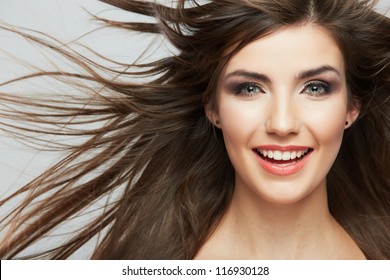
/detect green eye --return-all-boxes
[233,82,264,96]
[302,81,331,96]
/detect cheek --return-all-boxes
[304,100,347,151]
[217,93,348,160]
[217,100,262,148]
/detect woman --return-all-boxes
[0,0,388,259]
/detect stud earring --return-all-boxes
[216,120,220,125]
[345,121,349,126]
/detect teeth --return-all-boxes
[273,151,282,160]
[291,151,297,159]
[257,148,310,161]
[282,151,290,160]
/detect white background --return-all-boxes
[0,0,162,197]
[0,0,166,259]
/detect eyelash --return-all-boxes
[301,81,332,96]
[231,81,332,97]
[232,82,264,96]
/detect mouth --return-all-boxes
[254,147,313,163]
[252,146,313,175]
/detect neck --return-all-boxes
[227,181,332,259]
[195,178,364,259]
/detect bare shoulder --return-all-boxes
[193,229,237,260]
[329,223,367,260]
[193,238,230,260]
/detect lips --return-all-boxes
[255,148,310,161]
[252,145,313,175]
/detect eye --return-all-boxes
[301,81,331,96]
[233,82,264,96]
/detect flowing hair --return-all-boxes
[0,0,389,259]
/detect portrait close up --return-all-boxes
[0,0,389,260]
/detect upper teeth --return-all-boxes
[257,149,309,160]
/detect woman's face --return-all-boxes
[208,24,359,205]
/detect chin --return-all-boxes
[239,175,327,207]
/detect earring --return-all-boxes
[216,120,220,125]
[345,121,349,126]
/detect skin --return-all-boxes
[197,23,364,259]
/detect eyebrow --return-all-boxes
[296,65,341,80]
[224,70,271,83]
[224,65,341,83]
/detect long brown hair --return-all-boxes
[0,0,389,259]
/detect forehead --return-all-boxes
[222,23,345,78]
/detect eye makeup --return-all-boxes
[300,80,332,96]
[230,81,265,96]
[222,65,342,98]
[224,76,340,98]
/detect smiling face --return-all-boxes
[207,24,359,205]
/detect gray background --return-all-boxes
[0,0,389,258]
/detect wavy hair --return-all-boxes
[0,0,389,259]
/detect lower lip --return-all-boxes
[254,150,312,176]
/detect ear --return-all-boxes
[345,100,360,128]
[204,102,221,128]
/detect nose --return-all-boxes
[265,95,300,136]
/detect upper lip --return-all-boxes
[253,145,313,160]
[254,145,313,151]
